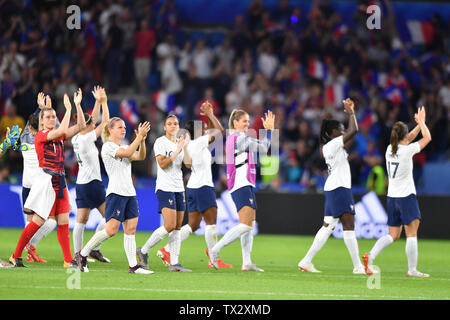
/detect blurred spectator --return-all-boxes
[134,18,156,93]
[0,41,26,83]
[103,14,123,93]
[0,101,25,140]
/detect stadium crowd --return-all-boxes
[0,0,448,193]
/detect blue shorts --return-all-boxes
[231,186,257,212]
[22,187,31,214]
[324,187,355,218]
[105,194,139,223]
[186,186,217,213]
[76,180,106,209]
[387,194,421,226]
[156,190,186,213]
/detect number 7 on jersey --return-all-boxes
[387,161,399,179]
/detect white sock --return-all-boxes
[73,222,86,253]
[168,230,181,265]
[205,224,217,250]
[93,219,106,251]
[343,230,363,268]
[141,226,168,254]
[303,226,333,263]
[406,237,418,272]
[29,219,57,247]
[211,223,252,255]
[164,224,192,251]
[80,229,110,257]
[124,234,137,267]
[241,221,255,266]
[369,234,394,263]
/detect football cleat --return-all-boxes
[129,264,154,274]
[168,264,192,272]
[136,247,149,269]
[75,251,89,272]
[352,266,367,274]
[89,250,110,263]
[362,253,373,275]
[9,256,27,268]
[207,249,219,270]
[26,245,47,263]
[205,249,232,268]
[64,260,78,269]
[242,264,264,272]
[157,247,171,265]
[298,260,321,273]
[406,270,430,278]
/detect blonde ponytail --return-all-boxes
[228,109,247,130]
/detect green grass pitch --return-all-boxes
[0,228,449,300]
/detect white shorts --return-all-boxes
[24,169,55,220]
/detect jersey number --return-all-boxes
[387,161,399,178]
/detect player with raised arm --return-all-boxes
[72,86,110,263]
[208,109,274,271]
[76,118,152,274]
[137,114,192,272]
[298,98,366,274]
[157,101,232,268]
[363,106,431,277]
[21,93,57,263]
[10,89,86,268]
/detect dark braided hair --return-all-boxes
[319,119,341,145]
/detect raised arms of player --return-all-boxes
[235,110,275,155]
[200,101,224,143]
[342,98,359,144]
[414,106,431,151]
[66,89,87,140]
[116,122,150,160]
[156,135,188,170]
[93,87,110,138]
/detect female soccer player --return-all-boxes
[76,118,151,274]
[137,114,192,272]
[208,108,275,271]
[363,106,431,277]
[72,86,110,263]
[10,89,86,268]
[298,98,365,274]
[157,102,232,268]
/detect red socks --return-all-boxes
[57,224,73,263]
[13,221,40,258]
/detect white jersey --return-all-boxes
[229,131,271,193]
[101,141,136,197]
[72,131,102,184]
[154,135,184,192]
[323,136,351,191]
[186,135,214,189]
[386,142,420,197]
[21,143,39,188]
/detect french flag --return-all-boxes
[383,86,406,105]
[308,59,327,81]
[333,23,348,38]
[364,70,388,88]
[119,99,139,127]
[325,84,349,107]
[405,20,435,45]
[153,90,175,113]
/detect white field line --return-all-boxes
[2,267,449,282]
[0,284,448,300]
